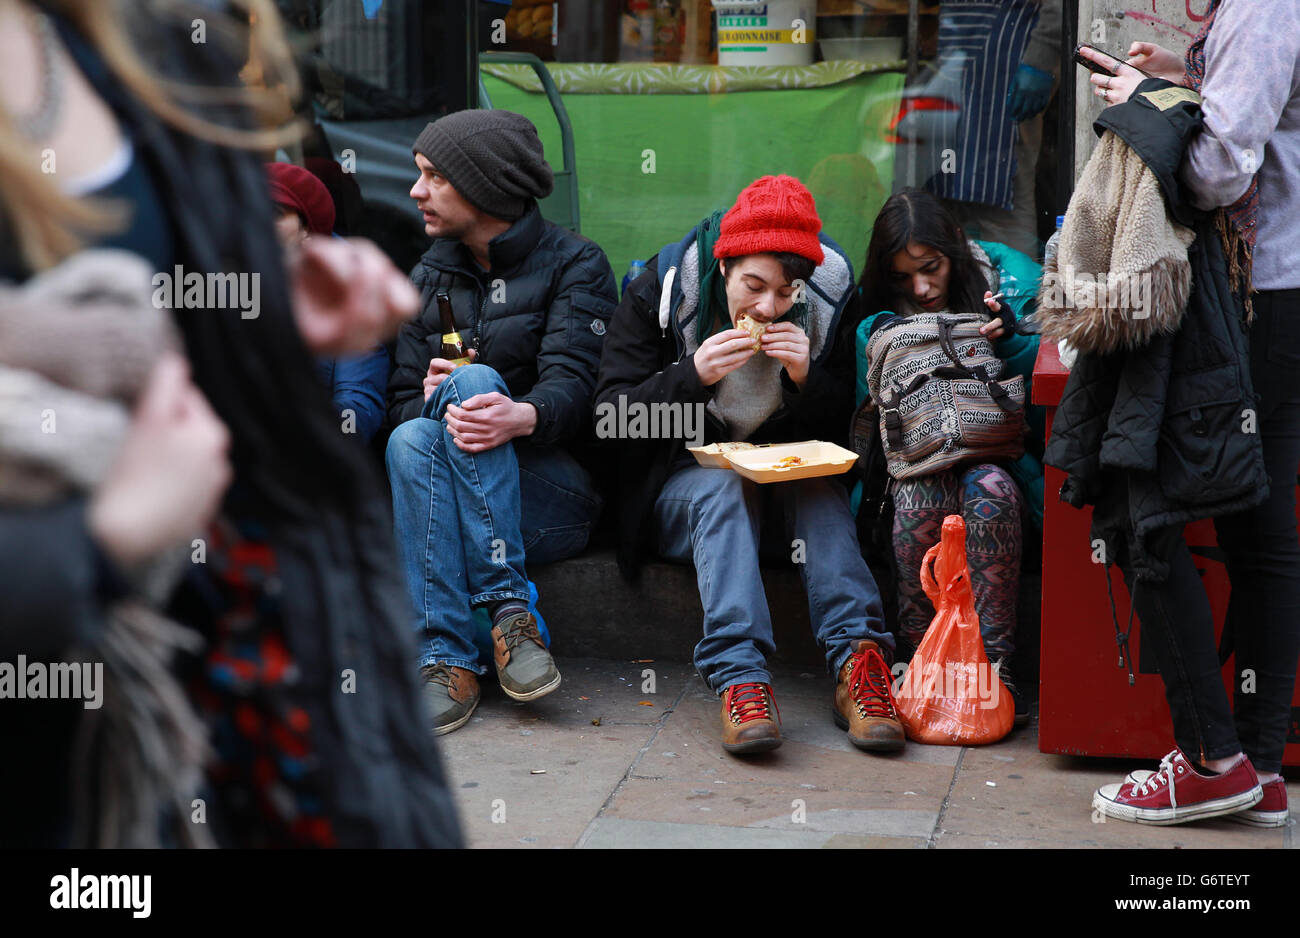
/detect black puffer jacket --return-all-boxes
[387,205,617,444]
[1043,85,1267,583]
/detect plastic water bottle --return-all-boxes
[1043,214,1065,269]
[621,259,646,296]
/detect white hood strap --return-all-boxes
[658,265,677,332]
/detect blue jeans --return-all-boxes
[386,364,602,673]
[654,465,893,694]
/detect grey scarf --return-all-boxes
[0,250,213,848]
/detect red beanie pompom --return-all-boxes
[713,174,824,266]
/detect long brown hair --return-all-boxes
[859,189,991,319]
[0,0,304,272]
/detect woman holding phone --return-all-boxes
[1078,0,1300,826]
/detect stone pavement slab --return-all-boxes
[437,656,1297,849]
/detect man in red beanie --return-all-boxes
[596,175,903,757]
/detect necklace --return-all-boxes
[11,6,65,142]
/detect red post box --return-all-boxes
[1033,340,1300,764]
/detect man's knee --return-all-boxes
[386,417,439,476]
[443,363,507,401]
[691,469,750,509]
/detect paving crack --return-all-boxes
[925,746,966,849]
[573,680,689,848]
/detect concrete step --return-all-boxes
[530,550,1042,679]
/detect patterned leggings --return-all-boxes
[892,463,1023,661]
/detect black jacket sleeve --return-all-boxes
[594,257,713,413]
[386,263,440,429]
[0,499,118,661]
[517,239,618,446]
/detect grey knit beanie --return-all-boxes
[413,110,554,221]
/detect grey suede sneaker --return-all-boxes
[490,612,561,701]
[421,663,480,736]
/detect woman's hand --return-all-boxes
[760,321,811,388]
[693,328,756,386]
[88,353,232,569]
[290,237,419,356]
[1079,45,1147,107]
[979,291,1008,340]
[1125,41,1187,84]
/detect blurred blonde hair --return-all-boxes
[0,0,305,272]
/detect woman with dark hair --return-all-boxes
[858,188,1042,725]
[0,0,461,847]
[597,176,902,758]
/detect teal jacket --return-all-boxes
[852,240,1045,529]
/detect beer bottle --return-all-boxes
[436,290,471,368]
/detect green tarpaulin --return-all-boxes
[480,65,906,286]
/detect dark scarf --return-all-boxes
[1184,0,1259,310]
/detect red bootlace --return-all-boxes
[848,647,898,719]
[726,682,779,725]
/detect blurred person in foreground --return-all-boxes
[0,0,461,847]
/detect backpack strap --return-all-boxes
[879,371,931,447]
[935,320,1023,415]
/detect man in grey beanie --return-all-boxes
[385,109,618,736]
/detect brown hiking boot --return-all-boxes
[421,663,481,736]
[719,682,782,755]
[833,640,905,752]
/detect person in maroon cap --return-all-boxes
[266,161,389,443]
[267,161,336,244]
[595,175,901,757]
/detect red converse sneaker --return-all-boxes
[1227,777,1289,828]
[1093,749,1263,825]
[719,682,782,755]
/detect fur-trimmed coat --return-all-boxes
[1041,84,1267,582]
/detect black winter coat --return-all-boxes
[387,205,618,445]
[594,228,861,576]
[1043,86,1268,583]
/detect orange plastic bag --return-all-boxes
[895,515,1014,745]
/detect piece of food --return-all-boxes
[773,455,804,469]
[735,314,767,351]
[717,442,757,453]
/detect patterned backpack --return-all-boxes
[864,312,1026,480]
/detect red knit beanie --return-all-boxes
[713,175,824,266]
[266,162,336,236]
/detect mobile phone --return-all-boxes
[1073,43,1154,79]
